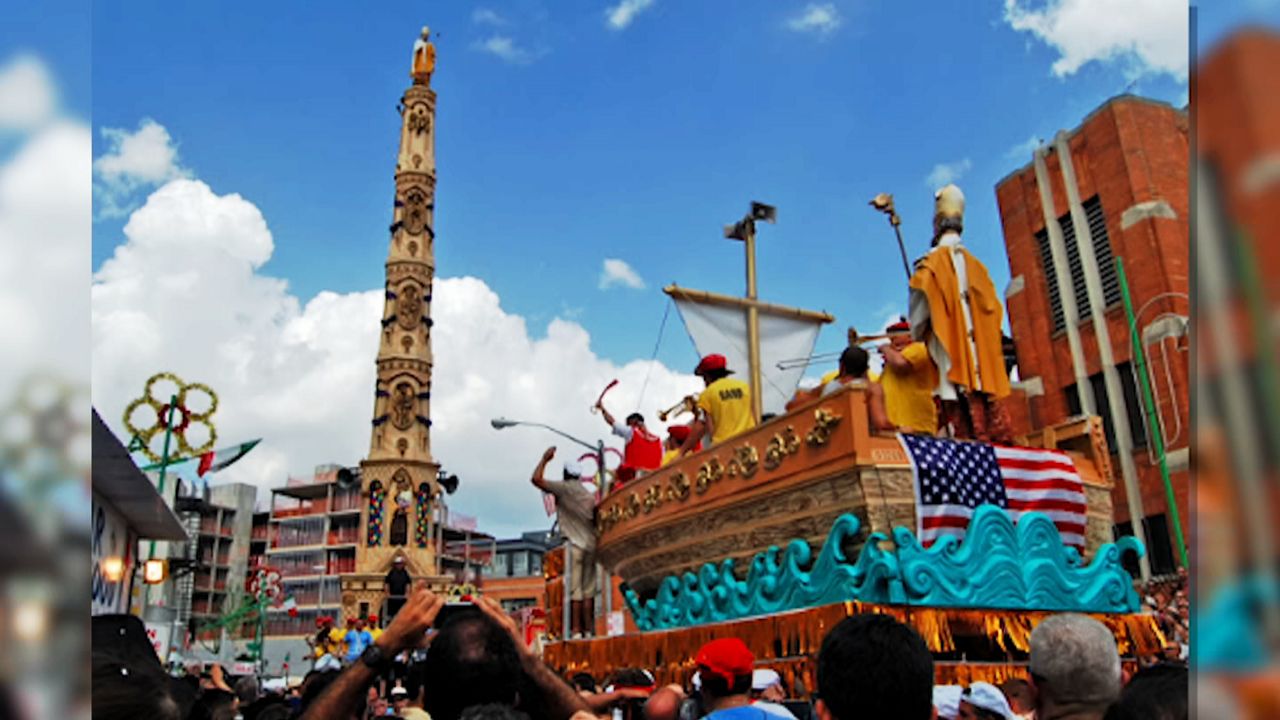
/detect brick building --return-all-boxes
[996,95,1189,576]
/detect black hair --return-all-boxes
[193,689,237,720]
[422,610,523,720]
[91,662,192,720]
[626,412,645,425]
[698,670,752,699]
[1102,663,1188,720]
[298,669,347,716]
[701,368,732,383]
[839,346,869,378]
[816,614,934,720]
[609,668,654,688]
[459,704,532,720]
[570,672,597,693]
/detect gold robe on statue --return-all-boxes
[908,236,1010,400]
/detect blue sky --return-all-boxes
[89,0,1193,373]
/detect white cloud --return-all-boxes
[606,0,656,30]
[472,35,539,65]
[925,158,972,189]
[786,3,843,37]
[1003,0,1188,78]
[92,176,700,538]
[0,55,57,131]
[94,119,189,219]
[599,258,646,290]
[1005,135,1044,161]
[472,8,506,26]
[0,121,91,405]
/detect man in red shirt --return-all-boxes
[596,402,663,477]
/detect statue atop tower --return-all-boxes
[342,26,447,622]
[411,26,435,86]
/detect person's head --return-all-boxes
[997,678,1033,717]
[816,614,934,720]
[694,354,734,385]
[91,663,193,720]
[959,682,1014,720]
[234,675,260,706]
[391,685,411,712]
[694,638,754,703]
[1102,663,1188,720]
[395,555,406,567]
[570,672,597,694]
[562,459,586,481]
[1028,614,1121,715]
[299,670,346,716]
[932,184,965,242]
[886,318,912,350]
[626,412,645,428]
[666,424,692,450]
[838,346,870,380]
[195,688,238,720]
[367,613,379,628]
[751,669,785,702]
[345,616,355,629]
[422,609,523,720]
[458,704,532,720]
[356,618,367,631]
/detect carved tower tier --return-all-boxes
[341,28,449,620]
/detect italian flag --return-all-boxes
[197,439,262,476]
[281,595,298,617]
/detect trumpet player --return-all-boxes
[595,399,662,474]
[679,354,755,456]
[661,424,699,467]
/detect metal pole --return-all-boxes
[143,395,181,610]
[1116,258,1188,569]
[562,543,573,640]
[744,223,764,423]
[891,219,911,280]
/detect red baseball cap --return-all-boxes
[885,317,910,334]
[668,424,692,442]
[694,354,732,376]
[695,638,754,684]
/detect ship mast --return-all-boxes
[664,202,834,421]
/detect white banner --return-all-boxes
[672,298,825,415]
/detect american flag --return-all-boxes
[899,433,1087,548]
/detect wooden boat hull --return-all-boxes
[595,386,1117,596]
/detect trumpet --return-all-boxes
[657,395,698,422]
[775,326,900,371]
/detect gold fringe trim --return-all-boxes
[542,602,1165,686]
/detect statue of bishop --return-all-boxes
[412,26,436,86]
[908,184,1013,443]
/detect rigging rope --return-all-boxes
[636,298,672,414]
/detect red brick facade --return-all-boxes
[995,96,1189,570]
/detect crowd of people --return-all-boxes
[1137,568,1190,666]
[95,583,1186,720]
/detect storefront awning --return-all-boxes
[92,409,188,541]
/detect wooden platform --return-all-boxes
[595,386,1116,595]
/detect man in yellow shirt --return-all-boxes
[877,318,939,434]
[679,354,755,455]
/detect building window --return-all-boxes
[512,551,528,577]
[1065,361,1148,451]
[1034,195,1122,334]
[530,552,542,576]
[1114,514,1177,577]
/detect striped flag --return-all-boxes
[899,433,1087,548]
[196,439,261,476]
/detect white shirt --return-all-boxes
[612,422,634,443]
[909,231,981,400]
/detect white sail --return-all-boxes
[672,296,826,416]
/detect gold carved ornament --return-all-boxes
[123,371,219,462]
[763,427,801,470]
[805,408,843,447]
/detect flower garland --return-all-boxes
[367,481,386,546]
[415,482,431,547]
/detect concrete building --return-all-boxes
[479,530,558,613]
[174,481,257,658]
[995,95,1189,577]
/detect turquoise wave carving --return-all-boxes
[621,505,1144,631]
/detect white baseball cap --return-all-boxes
[962,682,1014,720]
[751,669,781,692]
[390,686,409,698]
[563,459,587,478]
[932,685,963,720]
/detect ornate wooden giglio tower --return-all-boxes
[341,26,448,621]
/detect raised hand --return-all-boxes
[377,580,444,653]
